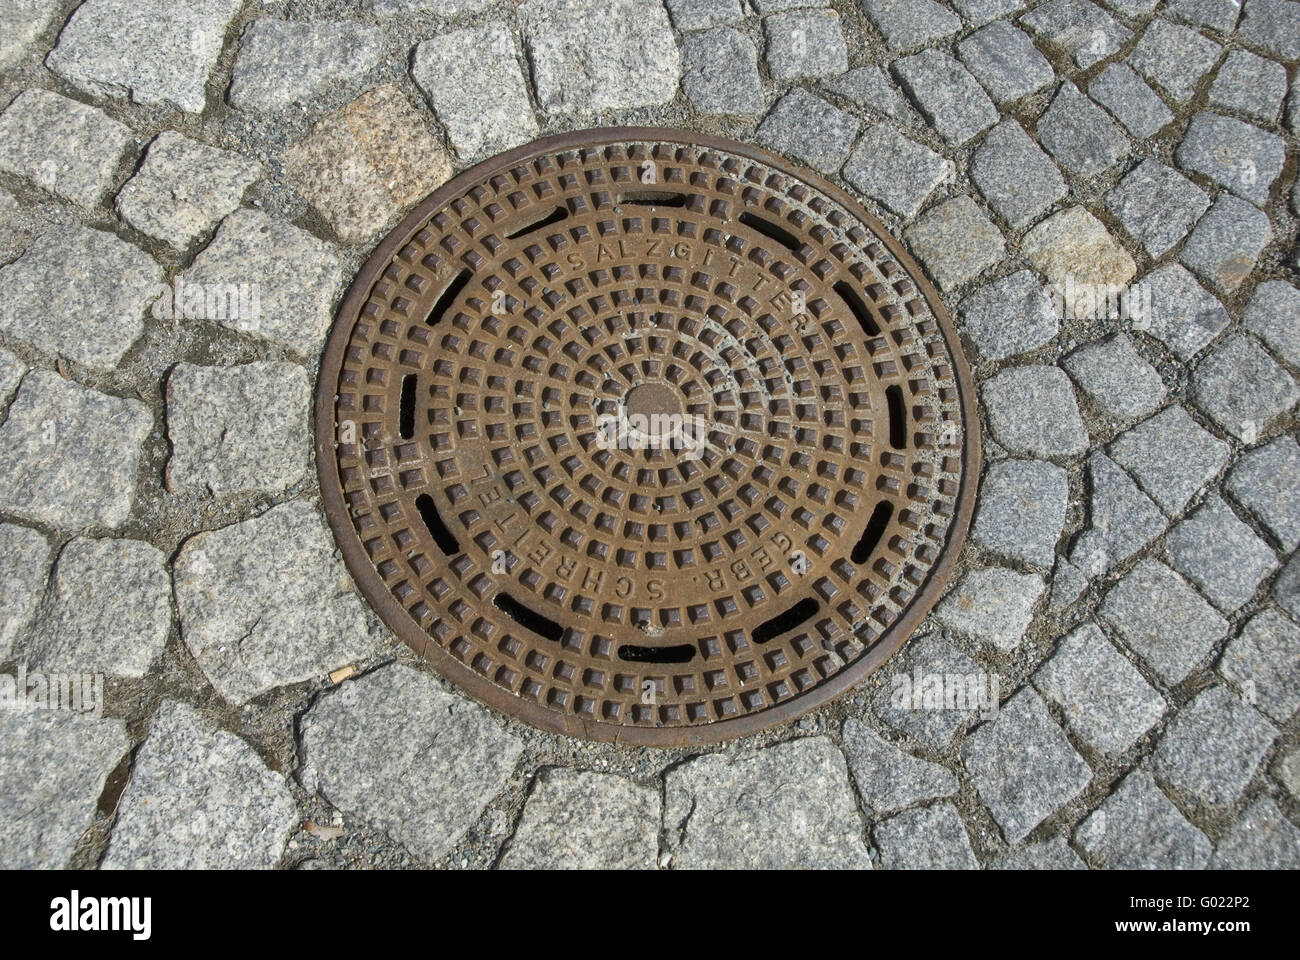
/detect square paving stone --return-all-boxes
[844,124,951,219]
[1176,113,1285,208]
[962,687,1091,841]
[1219,608,1300,723]
[1062,333,1166,421]
[0,89,133,208]
[1138,264,1229,361]
[1239,0,1300,60]
[1191,333,1298,441]
[1211,798,1300,869]
[1034,623,1166,756]
[1167,0,1244,31]
[1129,18,1223,103]
[972,459,1068,570]
[1068,452,1167,576]
[227,19,381,114]
[762,8,848,80]
[519,0,680,113]
[1243,280,1300,368]
[0,224,161,371]
[1038,83,1131,178]
[1226,436,1300,550]
[1088,64,1174,140]
[1209,50,1288,124]
[1022,0,1132,68]
[982,365,1088,459]
[665,0,745,30]
[757,88,858,173]
[935,566,1046,651]
[874,803,979,869]
[1108,404,1230,516]
[825,66,918,124]
[680,27,765,116]
[903,195,1004,291]
[1101,559,1229,685]
[1021,207,1136,293]
[841,718,957,814]
[0,522,51,659]
[892,50,998,146]
[1074,769,1211,868]
[871,633,989,749]
[1103,160,1209,259]
[1153,685,1276,807]
[957,271,1059,361]
[971,120,1066,230]
[956,20,1054,106]
[860,0,960,52]
[1167,495,1278,612]
[1179,194,1272,295]
[0,372,152,531]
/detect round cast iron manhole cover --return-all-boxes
[315,128,980,746]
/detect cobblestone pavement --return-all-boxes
[1,0,1299,870]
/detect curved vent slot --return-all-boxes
[618,643,696,664]
[426,269,471,327]
[505,205,569,238]
[752,597,820,645]
[495,593,564,642]
[399,374,416,440]
[852,500,894,565]
[833,281,881,337]
[618,191,687,207]
[886,384,906,450]
[415,493,460,556]
[738,212,800,251]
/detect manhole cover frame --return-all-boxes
[315,126,981,747]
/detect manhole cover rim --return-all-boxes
[315,126,982,747]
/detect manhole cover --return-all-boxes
[316,128,980,745]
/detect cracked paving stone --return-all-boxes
[958,271,1058,361]
[665,0,745,30]
[412,23,539,161]
[0,372,151,531]
[520,0,681,113]
[181,208,344,357]
[844,124,951,219]
[892,50,998,146]
[1239,0,1300,60]
[756,88,858,174]
[903,196,1003,292]
[874,803,978,869]
[1075,769,1211,869]
[841,719,957,814]
[1167,496,1278,612]
[1226,436,1300,551]
[1140,264,1229,361]
[957,21,1054,106]
[46,0,242,113]
[981,365,1087,459]
[1192,334,1298,441]
[950,0,1026,25]
[825,67,918,125]
[1109,405,1229,517]
[991,838,1087,870]
[501,769,659,869]
[0,224,160,371]
[1021,0,1131,69]
[1244,281,1300,368]
[664,737,871,869]
[0,523,50,659]
[871,633,987,749]
[228,19,381,114]
[1129,18,1223,103]
[103,701,296,869]
[1168,0,1244,31]
[1088,64,1174,141]
[1212,798,1300,869]
[1104,160,1209,260]
[859,0,960,52]
[1038,83,1130,178]
[116,132,262,251]
[173,500,380,704]
[971,120,1066,230]
[284,85,452,244]
[165,361,311,497]
[1220,608,1300,724]
[1068,452,1166,576]
[1102,559,1228,685]
[1180,195,1272,295]
[972,459,1068,570]
[1153,685,1276,807]
[1276,551,1300,621]
[1049,556,1090,612]
[1176,113,1285,208]
[0,710,128,869]
[303,664,522,864]
[0,89,133,209]
[763,8,849,80]
[0,0,63,69]
[1034,622,1165,756]
[1209,50,1288,125]
[680,27,765,116]
[1022,207,1135,293]
[1063,334,1166,421]
[25,537,171,679]
[962,687,1091,841]
[935,567,1045,651]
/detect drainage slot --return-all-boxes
[415,493,460,556]
[752,597,820,644]
[834,281,881,337]
[494,593,564,642]
[739,212,800,251]
[886,384,906,450]
[618,643,696,664]
[505,205,568,238]
[426,269,471,327]
[852,501,894,566]
[399,374,416,440]
[618,191,687,207]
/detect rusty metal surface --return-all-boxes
[315,128,981,746]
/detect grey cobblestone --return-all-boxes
[860,0,960,52]
[1022,0,1131,69]
[871,633,985,749]
[228,19,381,114]
[981,365,1088,459]
[892,50,998,146]
[1208,50,1288,125]
[1075,770,1212,869]
[1103,160,1209,259]
[1225,435,1300,551]
[1062,334,1167,421]
[842,718,957,814]
[825,67,918,125]
[935,566,1046,651]
[971,459,1068,570]
[1069,452,1167,576]
[971,120,1066,230]
[1153,685,1276,808]
[875,803,978,869]
[1219,608,1300,723]
[957,21,1054,107]
[0,523,50,659]
[1088,64,1174,140]
[904,195,1004,291]
[1129,18,1223,103]
[1167,0,1243,31]
[990,838,1086,869]
[1212,798,1300,869]
[1038,83,1130,178]
[844,124,951,219]
[1180,195,1273,295]
[1191,334,1298,441]
[1239,0,1300,60]
[763,8,849,80]
[1243,281,1300,367]
[680,27,765,116]
[1140,264,1230,361]
[1176,113,1285,208]
[957,271,1058,361]
[757,89,858,173]
[666,0,745,31]
[1166,495,1278,612]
